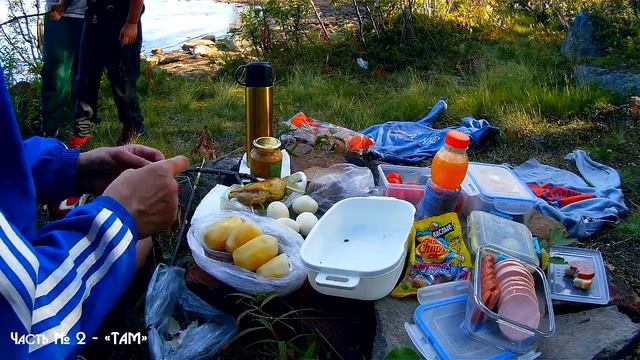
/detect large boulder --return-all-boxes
[224,32,251,52]
[191,45,221,58]
[575,66,640,97]
[561,11,600,61]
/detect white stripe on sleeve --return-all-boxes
[0,268,32,331]
[36,209,112,298]
[29,229,134,353]
[0,234,36,303]
[0,213,39,274]
[32,217,124,324]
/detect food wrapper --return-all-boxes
[287,112,374,155]
[391,212,472,297]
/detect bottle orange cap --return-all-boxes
[445,130,471,149]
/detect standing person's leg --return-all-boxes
[106,21,145,145]
[71,19,105,148]
[40,17,81,137]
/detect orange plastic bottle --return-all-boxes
[431,131,471,191]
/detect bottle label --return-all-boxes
[268,162,282,178]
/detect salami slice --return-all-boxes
[498,292,540,342]
[567,260,595,280]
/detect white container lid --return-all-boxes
[467,211,539,266]
[547,246,610,305]
[466,163,536,202]
[301,197,415,277]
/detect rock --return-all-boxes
[608,273,640,320]
[182,38,215,51]
[200,34,216,42]
[150,48,164,55]
[159,51,190,65]
[224,32,251,52]
[191,44,221,58]
[574,66,640,97]
[561,11,600,61]
[144,55,161,67]
[538,306,640,359]
[371,296,419,360]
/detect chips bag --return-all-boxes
[392,212,472,297]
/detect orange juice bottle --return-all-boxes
[431,131,470,191]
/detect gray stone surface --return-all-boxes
[575,66,640,97]
[371,296,419,360]
[182,38,215,50]
[561,11,600,61]
[224,32,251,52]
[538,306,640,359]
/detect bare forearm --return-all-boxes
[126,0,144,25]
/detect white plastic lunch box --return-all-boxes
[300,196,415,300]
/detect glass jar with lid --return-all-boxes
[250,137,283,179]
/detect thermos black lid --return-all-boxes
[235,61,273,87]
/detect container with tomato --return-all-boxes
[377,164,430,208]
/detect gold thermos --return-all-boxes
[236,62,273,166]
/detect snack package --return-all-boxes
[392,212,473,297]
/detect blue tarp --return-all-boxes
[360,98,500,164]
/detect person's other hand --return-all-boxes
[104,156,190,238]
[49,8,64,21]
[119,23,138,46]
[77,145,165,194]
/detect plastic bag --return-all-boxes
[307,163,376,214]
[188,210,307,296]
[145,264,237,360]
[287,112,375,155]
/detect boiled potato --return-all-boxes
[257,253,290,279]
[203,216,243,250]
[233,235,279,271]
[225,221,263,253]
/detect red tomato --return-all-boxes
[387,177,402,184]
[386,172,403,184]
[348,135,374,152]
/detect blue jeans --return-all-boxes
[73,16,144,137]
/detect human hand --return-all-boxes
[119,23,138,46]
[77,145,165,194]
[49,8,64,21]
[104,156,190,238]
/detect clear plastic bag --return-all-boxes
[307,163,376,214]
[187,210,307,296]
[145,264,237,360]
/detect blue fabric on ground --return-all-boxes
[513,150,628,238]
[360,98,500,164]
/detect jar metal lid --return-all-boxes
[253,137,281,151]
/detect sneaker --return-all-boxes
[117,126,147,146]
[69,135,92,149]
[47,194,90,220]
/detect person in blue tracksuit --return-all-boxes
[0,65,189,358]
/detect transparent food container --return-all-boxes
[460,163,537,223]
[377,164,430,208]
[466,211,539,266]
[465,245,555,354]
[411,281,514,360]
[547,246,610,305]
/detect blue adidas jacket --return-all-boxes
[0,68,138,358]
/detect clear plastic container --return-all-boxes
[547,246,610,305]
[465,245,555,354]
[377,164,430,207]
[460,163,537,223]
[466,211,539,266]
[412,281,514,360]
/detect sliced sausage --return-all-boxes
[498,292,540,342]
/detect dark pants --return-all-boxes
[73,16,144,137]
[40,16,83,136]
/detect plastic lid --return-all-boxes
[467,163,536,201]
[547,246,610,305]
[445,130,471,149]
[414,282,514,360]
[467,211,539,266]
